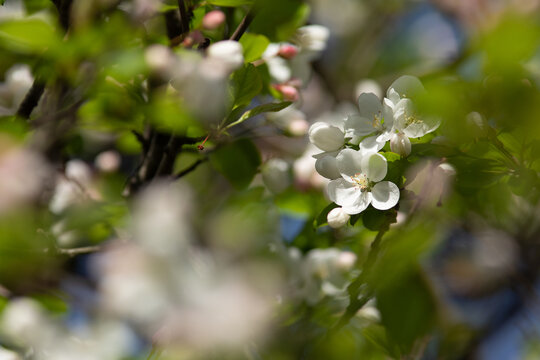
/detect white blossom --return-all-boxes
[345,92,394,153]
[327,149,400,215]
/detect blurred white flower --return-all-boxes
[261,158,290,194]
[49,160,94,214]
[405,160,456,209]
[0,64,33,116]
[206,40,244,72]
[355,79,382,100]
[171,52,229,124]
[132,181,193,258]
[293,145,328,189]
[144,44,176,78]
[131,0,161,22]
[385,75,425,109]
[263,25,329,86]
[294,25,330,56]
[0,144,51,214]
[94,150,121,173]
[0,346,22,360]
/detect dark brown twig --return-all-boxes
[177,0,191,34]
[16,77,46,119]
[229,7,255,41]
[174,158,206,179]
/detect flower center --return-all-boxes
[404,114,421,127]
[372,112,384,131]
[352,173,370,191]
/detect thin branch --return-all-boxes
[174,158,206,179]
[16,77,45,119]
[177,0,191,34]
[229,7,255,41]
[56,246,101,257]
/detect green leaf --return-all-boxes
[225,101,291,130]
[232,63,263,107]
[251,0,310,41]
[362,324,402,359]
[207,0,253,6]
[0,19,59,52]
[362,208,396,231]
[209,138,261,190]
[376,272,436,352]
[314,202,339,227]
[23,0,52,14]
[239,33,270,62]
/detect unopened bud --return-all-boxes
[315,155,340,179]
[274,84,299,102]
[390,132,411,157]
[308,122,344,152]
[202,10,225,30]
[327,207,350,228]
[278,44,298,59]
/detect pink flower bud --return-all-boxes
[278,44,298,59]
[202,10,225,30]
[274,84,299,102]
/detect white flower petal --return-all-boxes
[386,90,400,109]
[335,148,363,178]
[357,92,382,118]
[315,155,341,179]
[344,114,376,137]
[327,178,359,207]
[308,122,344,152]
[266,57,291,83]
[394,98,414,132]
[402,117,440,138]
[359,135,385,153]
[382,102,395,130]
[342,191,371,215]
[362,152,387,182]
[370,181,400,210]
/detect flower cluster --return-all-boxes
[308,76,440,225]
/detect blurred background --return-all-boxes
[2,0,540,359]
